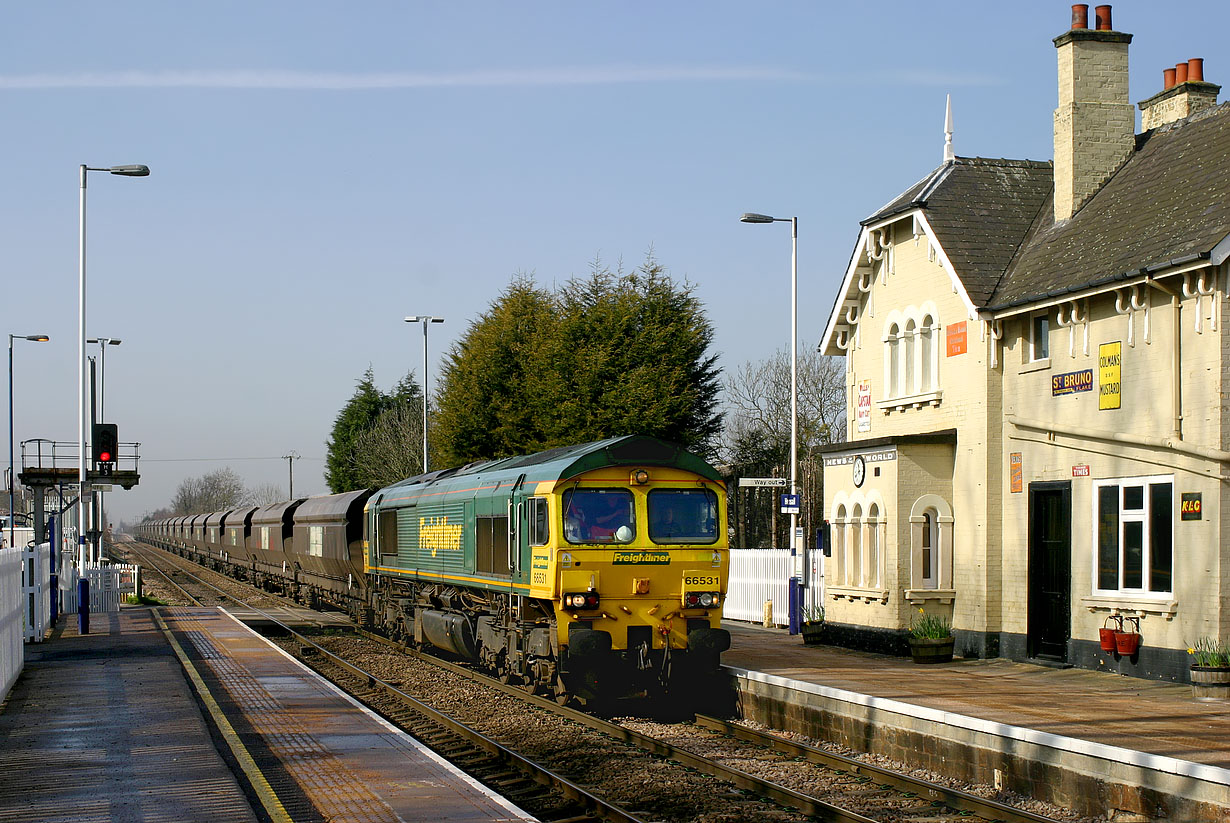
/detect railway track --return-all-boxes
[121,538,1076,823]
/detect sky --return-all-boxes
[3,1,1227,526]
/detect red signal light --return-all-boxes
[99,451,112,463]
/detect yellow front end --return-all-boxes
[527,466,729,653]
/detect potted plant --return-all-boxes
[908,608,954,664]
[801,605,824,645]
[1189,637,1230,701]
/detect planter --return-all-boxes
[801,622,824,646]
[1114,631,1141,656]
[1191,666,1230,701]
[909,636,954,664]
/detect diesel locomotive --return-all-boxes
[138,435,732,701]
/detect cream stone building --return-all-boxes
[818,4,1229,682]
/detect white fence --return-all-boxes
[725,547,825,627]
[59,561,138,615]
[22,542,51,642]
[1,547,22,702]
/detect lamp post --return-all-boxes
[79,163,148,565]
[9,334,49,550]
[740,212,800,632]
[86,337,121,558]
[404,315,444,473]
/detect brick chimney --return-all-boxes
[1138,58,1220,130]
[1053,5,1134,222]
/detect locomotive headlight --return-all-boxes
[699,592,717,608]
[564,592,600,610]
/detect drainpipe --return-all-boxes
[1145,275,1182,439]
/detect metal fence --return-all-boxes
[59,561,138,614]
[0,547,23,702]
[725,547,825,626]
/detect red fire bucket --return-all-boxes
[1114,631,1141,656]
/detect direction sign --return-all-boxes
[780,494,801,514]
[738,477,788,488]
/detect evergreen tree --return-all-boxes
[324,367,387,492]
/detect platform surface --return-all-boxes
[724,621,1230,770]
[0,607,536,823]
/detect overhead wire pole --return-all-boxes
[282,451,299,498]
[9,334,49,550]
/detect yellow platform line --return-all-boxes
[154,610,293,823]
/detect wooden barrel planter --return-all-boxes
[908,636,954,664]
[1191,666,1230,701]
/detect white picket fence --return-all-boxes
[725,547,825,626]
[22,542,51,643]
[59,561,138,614]
[0,547,23,701]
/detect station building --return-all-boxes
[818,4,1230,682]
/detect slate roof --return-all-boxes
[988,102,1230,309]
[861,157,1052,307]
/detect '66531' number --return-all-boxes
[684,575,719,587]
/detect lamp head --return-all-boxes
[740,212,777,224]
[27,335,49,342]
[109,165,150,177]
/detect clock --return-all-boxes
[852,455,866,487]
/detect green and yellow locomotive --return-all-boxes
[364,435,731,700]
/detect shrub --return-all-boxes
[910,608,951,639]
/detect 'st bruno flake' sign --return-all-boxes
[1052,369,1093,396]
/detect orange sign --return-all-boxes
[1010,453,1022,493]
[946,322,967,356]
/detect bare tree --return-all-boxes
[170,468,248,514]
[350,401,425,488]
[246,483,286,506]
[722,343,846,548]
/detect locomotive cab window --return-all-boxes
[529,497,549,546]
[564,489,634,544]
[648,489,719,544]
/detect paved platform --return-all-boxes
[724,622,1230,820]
[0,607,536,823]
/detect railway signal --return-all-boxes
[92,422,118,467]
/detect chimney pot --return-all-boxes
[1071,4,1089,29]
[1188,58,1205,82]
[1163,68,1176,90]
[1094,4,1112,31]
[1176,62,1189,84]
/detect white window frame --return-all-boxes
[879,305,942,410]
[260,526,270,551]
[1027,310,1051,365]
[1091,474,1173,597]
[309,525,324,557]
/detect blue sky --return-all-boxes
[3,1,1226,524]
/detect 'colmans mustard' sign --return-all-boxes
[420,516,462,557]
[1052,369,1093,396]
[1099,342,1122,410]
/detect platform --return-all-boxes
[724,622,1230,821]
[0,607,536,823]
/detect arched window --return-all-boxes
[886,323,901,398]
[833,504,848,587]
[849,503,863,588]
[866,502,880,589]
[904,318,917,395]
[921,508,938,589]
[919,314,935,391]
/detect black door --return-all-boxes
[1028,482,1071,661]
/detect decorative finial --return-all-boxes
[943,94,955,163]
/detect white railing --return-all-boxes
[2,526,35,551]
[1,547,23,702]
[22,542,51,642]
[725,547,825,626]
[59,561,138,614]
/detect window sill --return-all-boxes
[905,588,955,605]
[877,389,942,413]
[1080,594,1178,620]
[828,584,890,604]
[1019,358,1051,374]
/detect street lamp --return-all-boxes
[740,211,800,632]
[404,315,445,473]
[9,334,49,550]
[86,338,121,421]
[80,163,148,565]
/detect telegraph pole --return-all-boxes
[282,451,299,499]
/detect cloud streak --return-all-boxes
[0,66,996,90]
